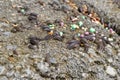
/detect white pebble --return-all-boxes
[107,58,113,63]
[0,66,6,75]
[82,73,89,78]
[106,66,117,76]
[108,38,114,41]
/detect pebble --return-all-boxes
[78,21,83,27]
[14,71,21,78]
[85,32,89,35]
[106,66,117,77]
[20,9,25,14]
[6,45,17,50]
[59,32,63,36]
[82,16,85,19]
[60,22,64,26]
[6,70,15,77]
[80,34,84,38]
[108,38,114,42]
[0,66,6,75]
[82,73,89,78]
[0,29,4,31]
[48,24,55,29]
[88,48,98,58]
[70,24,79,30]
[0,23,9,27]
[109,28,114,34]
[89,28,96,33]
[3,32,11,36]
[81,27,87,31]
[107,58,113,63]
[0,76,8,80]
[105,45,113,56]
[77,33,80,36]
[48,58,57,65]
[37,62,50,77]
[23,66,33,77]
[118,52,120,56]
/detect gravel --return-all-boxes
[0,0,119,80]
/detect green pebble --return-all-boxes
[48,24,55,29]
[21,9,25,13]
[49,24,54,27]
[90,28,96,33]
[50,26,54,29]
[70,24,78,30]
[71,27,75,30]
[77,33,80,36]
[78,21,83,27]
[82,16,85,19]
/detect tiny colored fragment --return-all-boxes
[21,9,25,13]
[70,24,79,30]
[82,16,85,19]
[89,28,96,33]
[48,24,55,29]
[77,33,80,36]
[59,32,63,36]
[78,21,83,27]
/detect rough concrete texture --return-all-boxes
[0,0,120,80]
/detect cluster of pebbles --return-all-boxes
[0,0,119,80]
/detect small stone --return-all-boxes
[14,71,21,78]
[60,22,64,26]
[82,73,89,78]
[106,66,117,76]
[6,45,17,50]
[85,32,89,35]
[82,27,87,31]
[49,58,57,65]
[15,65,22,71]
[21,9,25,14]
[0,29,4,31]
[0,66,6,75]
[82,16,85,19]
[71,17,78,22]
[64,0,70,3]
[106,27,108,30]
[105,45,113,56]
[70,24,79,30]
[59,32,63,36]
[3,32,11,36]
[89,28,96,33]
[48,24,55,29]
[0,76,8,80]
[108,38,114,41]
[23,66,33,77]
[107,58,113,63]
[78,21,83,27]
[80,34,84,38]
[109,28,114,34]
[0,46,2,49]
[77,33,80,36]
[118,52,120,56]
[37,62,50,77]
[6,70,15,77]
